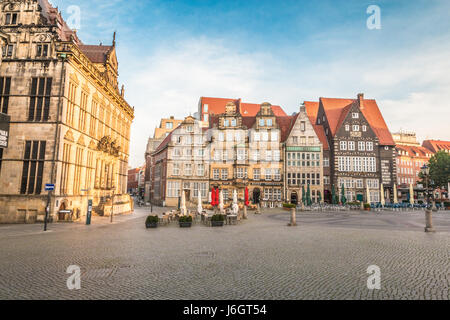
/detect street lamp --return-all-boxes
[420,165,435,232]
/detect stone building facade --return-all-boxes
[208,102,250,204]
[0,0,133,223]
[283,105,324,204]
[143,116,182,202]
[151,116,209,207]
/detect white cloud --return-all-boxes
[123,35,450,167]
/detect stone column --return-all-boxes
[425,208,435,232]
[288,207,297,226]
[243,205,248,219]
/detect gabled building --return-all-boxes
[207,101,284,207]
[0,0,134,223]
[208,102,250,202]
[283,105,324,204]
[144,116,183,202]
[151,116,209,206]
[306,94,396,203]
[248,103,283,207]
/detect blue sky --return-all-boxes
[51,0,450,167]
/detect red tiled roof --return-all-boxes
[304,101,319,120]
[79,45,113,64]
[304,102,329,151]
[313,124,329,151]
[153,129,176,154]
[422,140,450,153]
[396,144,432,158]
[316,97,395,146]
[200,97,287,117]
[276,115,297,142]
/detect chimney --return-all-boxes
[300,102,306,113]
[357,93,364,110]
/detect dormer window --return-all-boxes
[5,13,18,25]
[224,119,229,127]
[231,119,236,127]
[259,119,264,126]
[267,119,273,126]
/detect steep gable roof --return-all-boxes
[317,97,394,146]
[276,115,297,142]
[79,45,114,64]
[304,101,329,151]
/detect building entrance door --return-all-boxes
[253,188,261,204]
[291,191,298,205]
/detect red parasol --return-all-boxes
[244,187,249,206]
[211,188,216,206]
[215,188,220,206]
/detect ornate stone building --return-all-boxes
[0,0,133,223]
[208,102,250,204]
[283,105,324,204]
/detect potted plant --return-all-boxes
[282,203,296,211]
[145,215,159,228]
[211,214,225,227]
[178,215,193,228]
[364,203,371,211]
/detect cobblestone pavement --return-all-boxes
[0,207,449,300]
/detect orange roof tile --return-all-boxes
[396,144,432,158]
[304,102,329,150]
[422,140,450,153]
[317,97,395,146]
[200,97,287,117]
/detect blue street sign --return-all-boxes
[45,184,55,191]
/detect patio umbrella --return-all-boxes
[366,184,371,204]
[244,187,249,206]
[197,190,203,214]
[181,190,187,216]
[232,189,239,214]
[306,184,312,206]
[409,183,415,205]
[341,183,347,205]
[393,184,398,204]
[219,189,224,213]
[302,185,306,205]
[380,184,385,206]
[331,185,337,204]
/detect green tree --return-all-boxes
[420,151,450,188]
